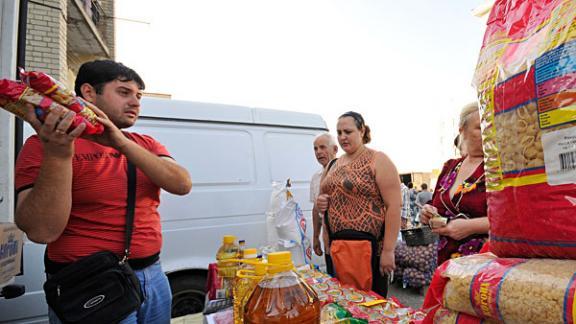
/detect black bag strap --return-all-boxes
[323,158,338,238]
[123,160,137,261]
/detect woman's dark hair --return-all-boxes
[339,111,371,144]
[74,60,145,98]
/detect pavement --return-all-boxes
[388,281,427,310]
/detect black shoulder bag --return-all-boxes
[43,161,144,324]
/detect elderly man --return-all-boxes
[310,132,338,275]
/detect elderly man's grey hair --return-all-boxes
[314,132,337,147]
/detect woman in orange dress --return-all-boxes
[316,111,401,297]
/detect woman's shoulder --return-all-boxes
[442,157,464,170]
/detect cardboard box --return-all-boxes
[0,222,23,287]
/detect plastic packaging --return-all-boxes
[0,79,103,135]
[426,253,576,324]
[244,251,320,323]
[216,235,240,299]
[473,0,576,258]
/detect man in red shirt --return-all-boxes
[15,60,192,323]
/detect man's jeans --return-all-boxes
[48,261,172,324]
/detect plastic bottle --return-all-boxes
[216,235,240,298]
[238,239,246,259]
[244,251,320,323]
[233,262,266,324]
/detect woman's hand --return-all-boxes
[379,250,395,276]
[313,237,323,256]
[432,218,472,241]
[419,204,438,225]
[316,194,330,213]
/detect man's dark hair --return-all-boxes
[421,183,428,190]
[408,182,413,189]
[74,60,145,98]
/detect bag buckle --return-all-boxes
[120,249,130,265]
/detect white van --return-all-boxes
[0,98,328,322]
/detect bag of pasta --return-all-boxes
[474,0,576,258]
[422,253,576,324]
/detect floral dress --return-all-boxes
[431,157,488,265]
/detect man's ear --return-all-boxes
[333,145,338,154]
[80,83,97,103]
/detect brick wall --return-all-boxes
[99,0,115,59]
[25,0,68,84]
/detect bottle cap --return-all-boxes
[243,248,258,258]
[223,235,236,244]
[267,251,292,265]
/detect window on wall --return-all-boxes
[264,132,319,183]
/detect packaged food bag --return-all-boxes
[433,307,496,324]
[473,0,576,258]
[422,253,576,324]
[0,71,103,135]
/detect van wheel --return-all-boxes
[170,275,206,318]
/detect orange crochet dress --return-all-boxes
[321,148,386,253]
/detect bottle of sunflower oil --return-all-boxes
[233,262,267,324]
[216,235,240,298]
[244,251,320,324]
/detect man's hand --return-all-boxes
[313,237,323,256]
[25,104,85,158]
[82,105,129,150]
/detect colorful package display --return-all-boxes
[0,71,103,135]
[473,0,576,258]
[297,267,425,323]
[425,253,576,324]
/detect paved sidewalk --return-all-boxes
[388,281,427,310]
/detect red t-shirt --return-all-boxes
[15,133,171,262]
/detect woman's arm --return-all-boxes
[374,152,402,273]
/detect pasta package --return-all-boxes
[439,253,576,324]
[433,307,497,324]
[474,0,576,258]
[0,73,103,135]
[0,79,102,135]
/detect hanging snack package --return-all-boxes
[474,0,576,258]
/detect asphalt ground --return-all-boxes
[388,280,427,310]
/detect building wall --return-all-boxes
[25,0,115,87]
[25,0,68,84]
[100,0,115,59]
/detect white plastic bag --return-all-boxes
[265,181,311,266]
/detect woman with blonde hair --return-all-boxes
[316,111,401,297]
[420,102,489,265]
